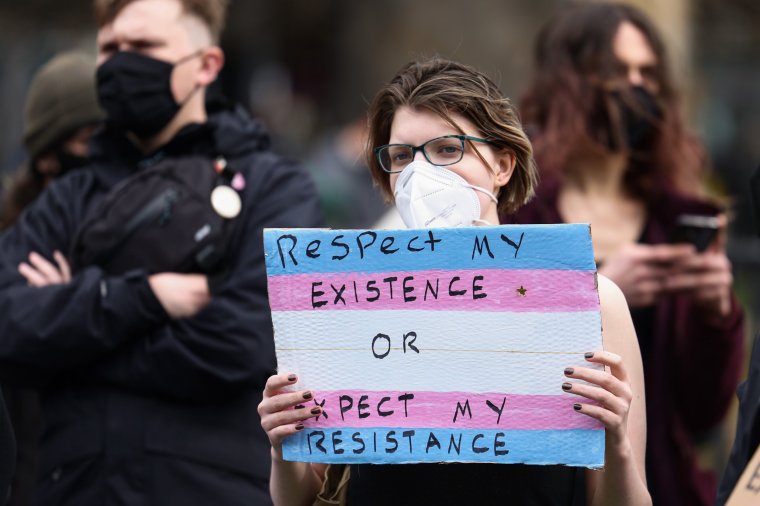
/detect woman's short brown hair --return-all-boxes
[366,58,537,216]
[93,0,229,43]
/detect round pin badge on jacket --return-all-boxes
[211,185,242,218]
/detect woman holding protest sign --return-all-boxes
[258,58,651,505]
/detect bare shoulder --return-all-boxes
[597,274,636,353]
[597,273,626,309]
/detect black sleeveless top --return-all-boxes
[346,463,584,505]
[343,207,591,505]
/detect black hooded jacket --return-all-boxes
[0,103,323,505]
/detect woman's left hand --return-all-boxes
[562,350,633,450]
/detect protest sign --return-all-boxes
[727,445,760,506]
[264,224,604,466]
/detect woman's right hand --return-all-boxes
[598,243,694,308]
[258,373,323,459]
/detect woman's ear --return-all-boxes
[197,46,225,87]
[494,151,516,189]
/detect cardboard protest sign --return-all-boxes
[264,224,604,467]
[727,445,760,506]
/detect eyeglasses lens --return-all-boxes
[425,137,464,166]
[378,137,465,173]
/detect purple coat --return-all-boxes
[509,181,745,506]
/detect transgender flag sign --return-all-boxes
[264,224,604,467]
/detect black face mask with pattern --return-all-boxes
[96,51,200,138]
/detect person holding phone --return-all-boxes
[509,3,744,505]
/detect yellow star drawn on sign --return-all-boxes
[516,285,527,296]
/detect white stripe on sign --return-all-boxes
[276,347,603,395]
[272,310,602,355]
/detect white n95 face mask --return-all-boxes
[393,160,498,228]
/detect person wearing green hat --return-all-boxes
[0,50,103,506]
[1,51,104,229]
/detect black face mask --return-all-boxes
[603,85,663,153]
[31,148,88,180]
[55,148,89,175]
[96,51,200,138]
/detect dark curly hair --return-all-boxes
[520,1,705,199]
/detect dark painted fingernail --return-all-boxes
[302,391,313,400]
[295,423,305,431]
[287,374,297,382]
[584,352,594,359]
[311,407,321,415]
[562,382,572,391]
[573,403,582,411]
[564,367,574,376]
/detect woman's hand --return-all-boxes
[562,350,632,451]
[584,276,650,505]
[663,252,733,322]
[598,243,694,308]
[663,213,733,321]
[262,373,329,505]
[601,214,734,321]
[258,373,323,459]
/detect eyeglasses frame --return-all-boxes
[374,134,497,173]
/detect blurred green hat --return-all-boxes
[23,51,104,160]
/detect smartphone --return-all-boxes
[751,163,760,237]
[670,214,720,253]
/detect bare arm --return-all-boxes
[580,275,651,506]
[270,454,327,506]
[259,373,328,506]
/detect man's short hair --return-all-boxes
[93,0,229,43]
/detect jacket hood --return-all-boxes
[207,99,270,158]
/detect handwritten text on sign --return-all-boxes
[264,225,604,466]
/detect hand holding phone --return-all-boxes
[598,243,694,308]
[664,213,732,319]
[669,214,720,253]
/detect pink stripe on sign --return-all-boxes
[268,268,597,312]
[299,390,602,431]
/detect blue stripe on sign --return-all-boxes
[264,224,595,275]
[282,428,604,467]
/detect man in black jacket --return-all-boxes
[0,0,322,504]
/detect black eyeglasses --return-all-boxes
[374,135,496,173]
